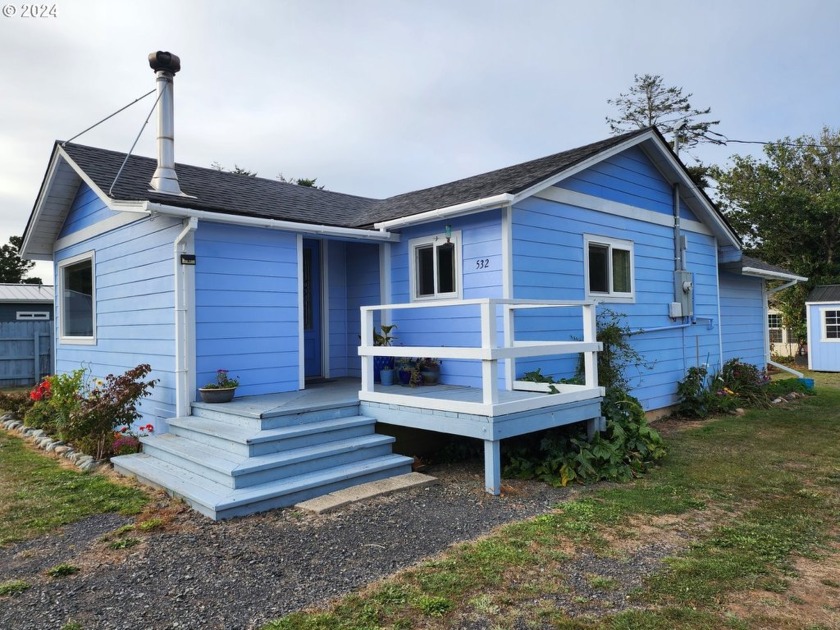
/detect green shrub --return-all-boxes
[23,399,58,433]
[504,309,665,486]
[63,364,157,460]
[0,391,33,418]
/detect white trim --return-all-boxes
[408,230,463,302]
[715,244,724,366]
[145,201,399,243]
[807,304,814,370]
[820,307,840,343]
[57,146,116,208]
[53,212,149,253]
[173,217,197,418]
[501,205,514,388]
[762,281,770,363]
[379,242,392,327]
[374,193,514,231]
[583,234,635,303]
[21,149,63,260]
[57,250,96,345]
[534,187,713,236]
[297,235,305,389]
[741,266,807,282]
[16,311,50,320]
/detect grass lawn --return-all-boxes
[0,426,149,547]
[264,372,840,629]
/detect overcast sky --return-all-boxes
[1,0,838,283]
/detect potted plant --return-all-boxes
[199,369,240,403]
[373,324,396,383]
[419,358,441,385]
[396,357,414,385]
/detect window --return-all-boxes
[584,235,634,301]
[59,252,95,343]
[823,309,840,341]
[17,311,50,320]
[768,313,783,344]
[409,232,461,300]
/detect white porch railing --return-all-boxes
[358,298,604,417]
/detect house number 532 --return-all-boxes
[475,259,490,269]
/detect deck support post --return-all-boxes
[586,416,606,441]
[484,439,501,495]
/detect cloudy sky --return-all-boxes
[1,0,838,282]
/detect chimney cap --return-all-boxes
[148,51,180,74]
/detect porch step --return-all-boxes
[167,415,376,457]
[140,432,398,489]
[112,452,413,520]
[191,400,361,430]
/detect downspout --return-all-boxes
[174,217,198,417]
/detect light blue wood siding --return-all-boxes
[345,243,381,378]
[512,152,723,411]
[718,271,766,368]
[808,302,840,371]
[327,241,349,376]
[54,190,179,430]
[58,184,120,238]
[194,223,299,396]
[558,146,700,222]
[389,214,503,387]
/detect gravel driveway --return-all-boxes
[0,463,579,629]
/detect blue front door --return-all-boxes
[303,239,322,379]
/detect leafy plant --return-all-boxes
[62,364,158,460]
[203,369,239,389]
[108,537,140,550]
[0,390,33,418]
[46,563,80,578]
[373,324,397,346]
[676,359,801,419]
[0,579,30,596]
[505,309,665,486]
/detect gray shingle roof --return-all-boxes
[808,285,840,302]
[61,143,377,228]
[741,256,804,279]
[60,127,651,229]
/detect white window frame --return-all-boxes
[768,312,783,344]
[408,231,462,302]
[58,251,96,345]
[583,234,635,303]
[820,307,840,343]
[16,311,50,321]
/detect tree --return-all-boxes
[277,173,325,189]
[210,162,257,177]
[712,127,840,338]
[606,74,721,152]
[0,236,41,283]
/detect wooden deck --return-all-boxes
[188,377,603,498]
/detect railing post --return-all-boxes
[480,300,499,406]
[503,304,514,391]
[360,307,375,393]
[583,304,598,389]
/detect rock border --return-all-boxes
[1,412,107,473]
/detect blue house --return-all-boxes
[806,285,840,371]
[19,52,801,519]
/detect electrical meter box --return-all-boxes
[674,270,694,318]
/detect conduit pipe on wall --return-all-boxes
[174,217,197,417]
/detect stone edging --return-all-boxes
[1,412,106,472]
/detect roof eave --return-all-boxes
[741,267,808,282]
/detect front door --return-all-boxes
[303,239,322,379]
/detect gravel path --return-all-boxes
[0,463,578,630]
[0,462,683,629]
